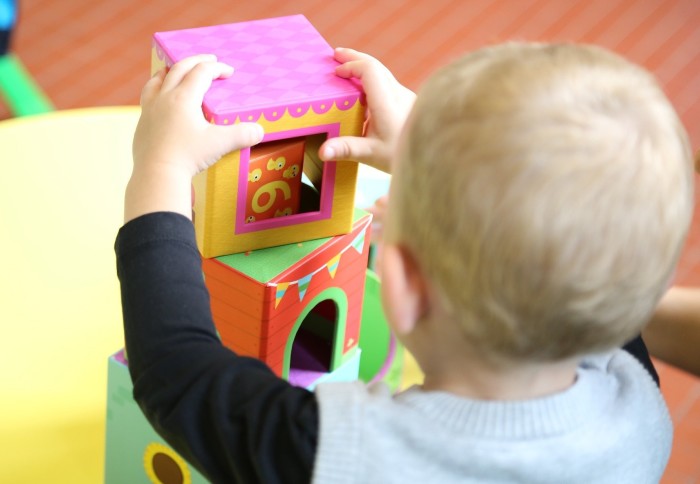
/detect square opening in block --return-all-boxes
[235,125,339,234]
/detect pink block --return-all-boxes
[153,15,363,125]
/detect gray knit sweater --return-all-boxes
[313,350,672,483]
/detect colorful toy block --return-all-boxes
[203,209,372,383]
[105,351,208,484]
[152,15,366,257]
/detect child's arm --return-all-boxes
[118,55,318,483]
[318,48,415,174]
[643,286,700,378]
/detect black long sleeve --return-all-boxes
[115,212,318,483]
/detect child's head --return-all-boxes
[385,43,694,365]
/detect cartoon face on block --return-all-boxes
[245,139,304,223]
[249,168,262,183]
[283,165,300,179]
[267,157,286,171]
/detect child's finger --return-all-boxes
[177,61,234,103]
[319,136,388,171]
[160,53,218,91]
[222,122,265,152]
[333,47,374,64]
[334,51,398,118]
[140,68,166,106]
[205,122,265,161]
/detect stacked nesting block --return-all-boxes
[204,209,371,387]
[151,14,366,258]
[105,351,208,484]
[148,13,369,387]
[105,15,404,483]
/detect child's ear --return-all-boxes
[380,243,430,336]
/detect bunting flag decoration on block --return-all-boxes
[269,218,371,307]
[326,254,341,279]
[350,229,366,254]
[297,274,313,301]
[275,282,290,308]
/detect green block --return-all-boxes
[104,351,208,484]
[358,269,404,391]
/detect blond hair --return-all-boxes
[388,43,694,362]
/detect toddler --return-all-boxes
[116,43,693,483]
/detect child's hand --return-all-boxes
[126,54,264,223]
[134,53,264,176]
[319,48,415,174]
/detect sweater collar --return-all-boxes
[395,357,615,440]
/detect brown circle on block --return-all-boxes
[152,452,184,484]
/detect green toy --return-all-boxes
[0,54,53,116]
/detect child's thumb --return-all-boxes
[209,122,265,156]
[319,136,387,171]
[320,136,375,163]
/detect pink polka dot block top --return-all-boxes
[153,14,364,125]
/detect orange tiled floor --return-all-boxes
[3,0,700,481]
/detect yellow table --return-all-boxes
[0,107,138,483]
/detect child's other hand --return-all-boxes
[319,48,415,174]
[126,54,264,223]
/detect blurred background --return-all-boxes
[1,0,699,482]
[3,0,699,145]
